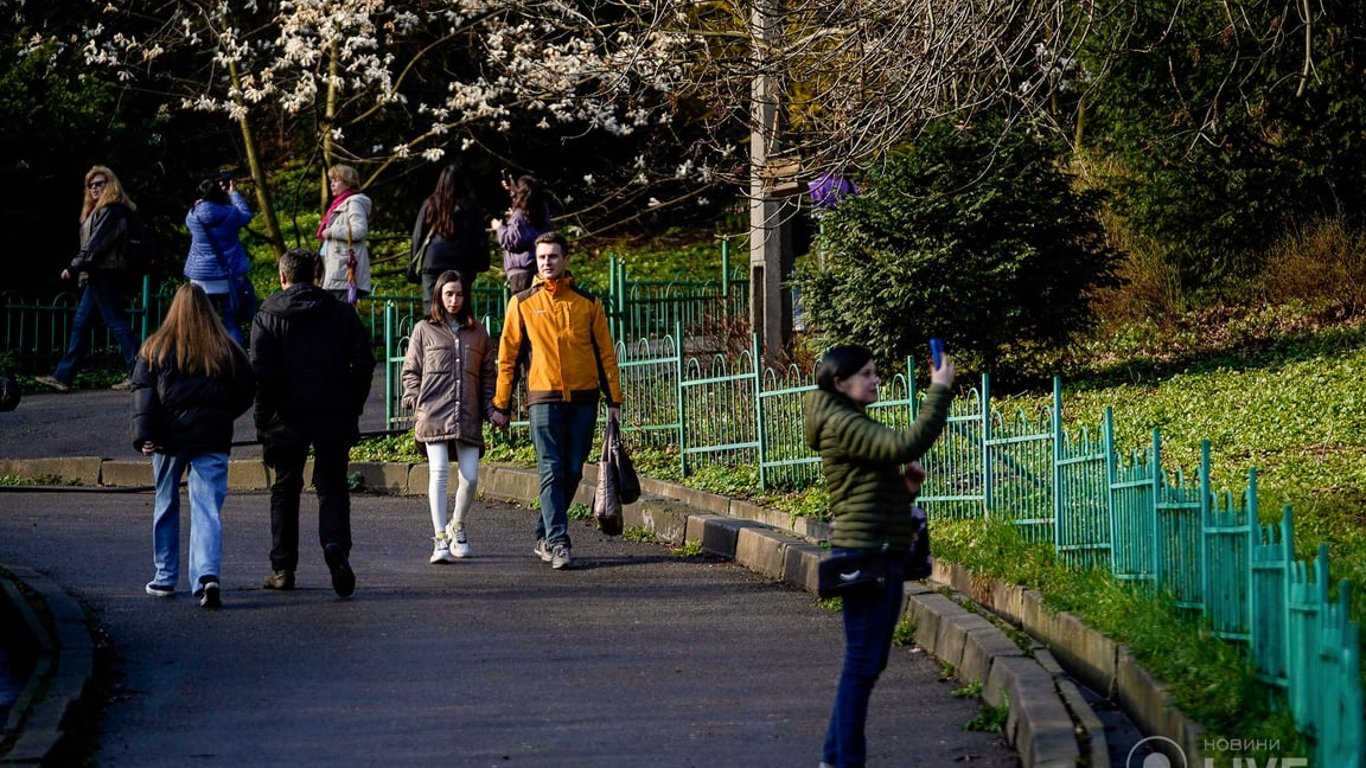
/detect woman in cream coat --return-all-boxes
[318,164,372,303]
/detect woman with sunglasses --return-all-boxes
[37,165,142,392]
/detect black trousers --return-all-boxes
[263,439,353,572]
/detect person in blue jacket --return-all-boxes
[184,174,254,344]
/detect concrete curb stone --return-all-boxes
[0,564,94,766]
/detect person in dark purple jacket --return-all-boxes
[491,174,552,294]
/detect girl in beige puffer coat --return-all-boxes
[401,270,497,563]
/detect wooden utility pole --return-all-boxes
[749,0,793,365]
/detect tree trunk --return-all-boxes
[227,60,285,259]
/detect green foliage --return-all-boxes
[1011,326,1366,630]
[795,116,1120,372]
[346,471,365,492]
[671,539,704,557]
[934,516,1305,747]
[951,680,983,698]
[685,464,760,498]
[621,526,657,543]
[964,697,1009,733]
[350,434,424,463]
[567,502,592,520]
[891,616,918,647]
[1081,0,1366,291]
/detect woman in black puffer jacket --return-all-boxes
[804,344,955,768]
[130,284,255,609]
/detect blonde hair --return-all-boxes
[139,284,239,377]
[82,165,136,221]
[328,164,360,190]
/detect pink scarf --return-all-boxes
[317,189,356,239]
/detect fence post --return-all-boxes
[720,237,730,300]
[1246,468,1262,666]
[1104,407,1117,572]
[384,301,395,428]
[139,273,151,341]
[1052,377,1063,552]
[1198,440,1212,616]
[1150,429,1163,592]
[675,321,687,479]
[755,333,767,490]
[981,373,993,517]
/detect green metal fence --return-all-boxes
[1,276,170,370]
[381,322,1360,765]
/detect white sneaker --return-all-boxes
[430,535,457,564]
[451,528,470,558]
[551,544,571,570]
[533,538,553,562]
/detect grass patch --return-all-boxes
[670,540,704,557]
[892,615,918,647]
[621,526,657,544]
[935,516,1305,750]
[567,502,591,520]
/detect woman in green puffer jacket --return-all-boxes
[804,344,955,768]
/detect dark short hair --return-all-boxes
[196,177,229,205]
[279,248,317,285]
[429,270,473,326]
[534,231,568,255]
[815,345,874,394]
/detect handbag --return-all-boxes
[592,423,624,536]
[197,212,257,322]
[407,229,433,285]
[905,506,933,580]
[607,418,640,504]
[817,549,891,599]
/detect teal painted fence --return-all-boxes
[381,321,1360,766]
[2,276,165,370]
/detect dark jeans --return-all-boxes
[263,439,353,572]
[52,272,139,385]
[528,402,598,548]
[823,553,905,768]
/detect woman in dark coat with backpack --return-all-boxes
[410,165,489,316]
[803,344,955,768]
[131,283,255,609]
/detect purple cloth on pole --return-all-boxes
[808,173,858,209]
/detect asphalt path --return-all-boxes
[0,486,1019,768]
[2,383,1019,766]
[1,369,393,461]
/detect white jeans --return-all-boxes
[426,441,480,534]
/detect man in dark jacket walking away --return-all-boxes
[249,247,375,597]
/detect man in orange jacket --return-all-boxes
[491,231,622,570]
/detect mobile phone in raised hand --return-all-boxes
[929,338,945,370]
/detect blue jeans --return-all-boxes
[528,402,598,548]
[202,289,246,346]
[823,553,905,768]
[52,272,139,385]
[149,451,229,592]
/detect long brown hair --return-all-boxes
[509,175,549,229]
[139,284,239,377]
[423,165,472,238]
[82,165,136,221]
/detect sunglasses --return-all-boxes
[88,180,107,190]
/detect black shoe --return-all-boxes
[323,543,355,598]
[262,570,295,590]
[198,577,221,610]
